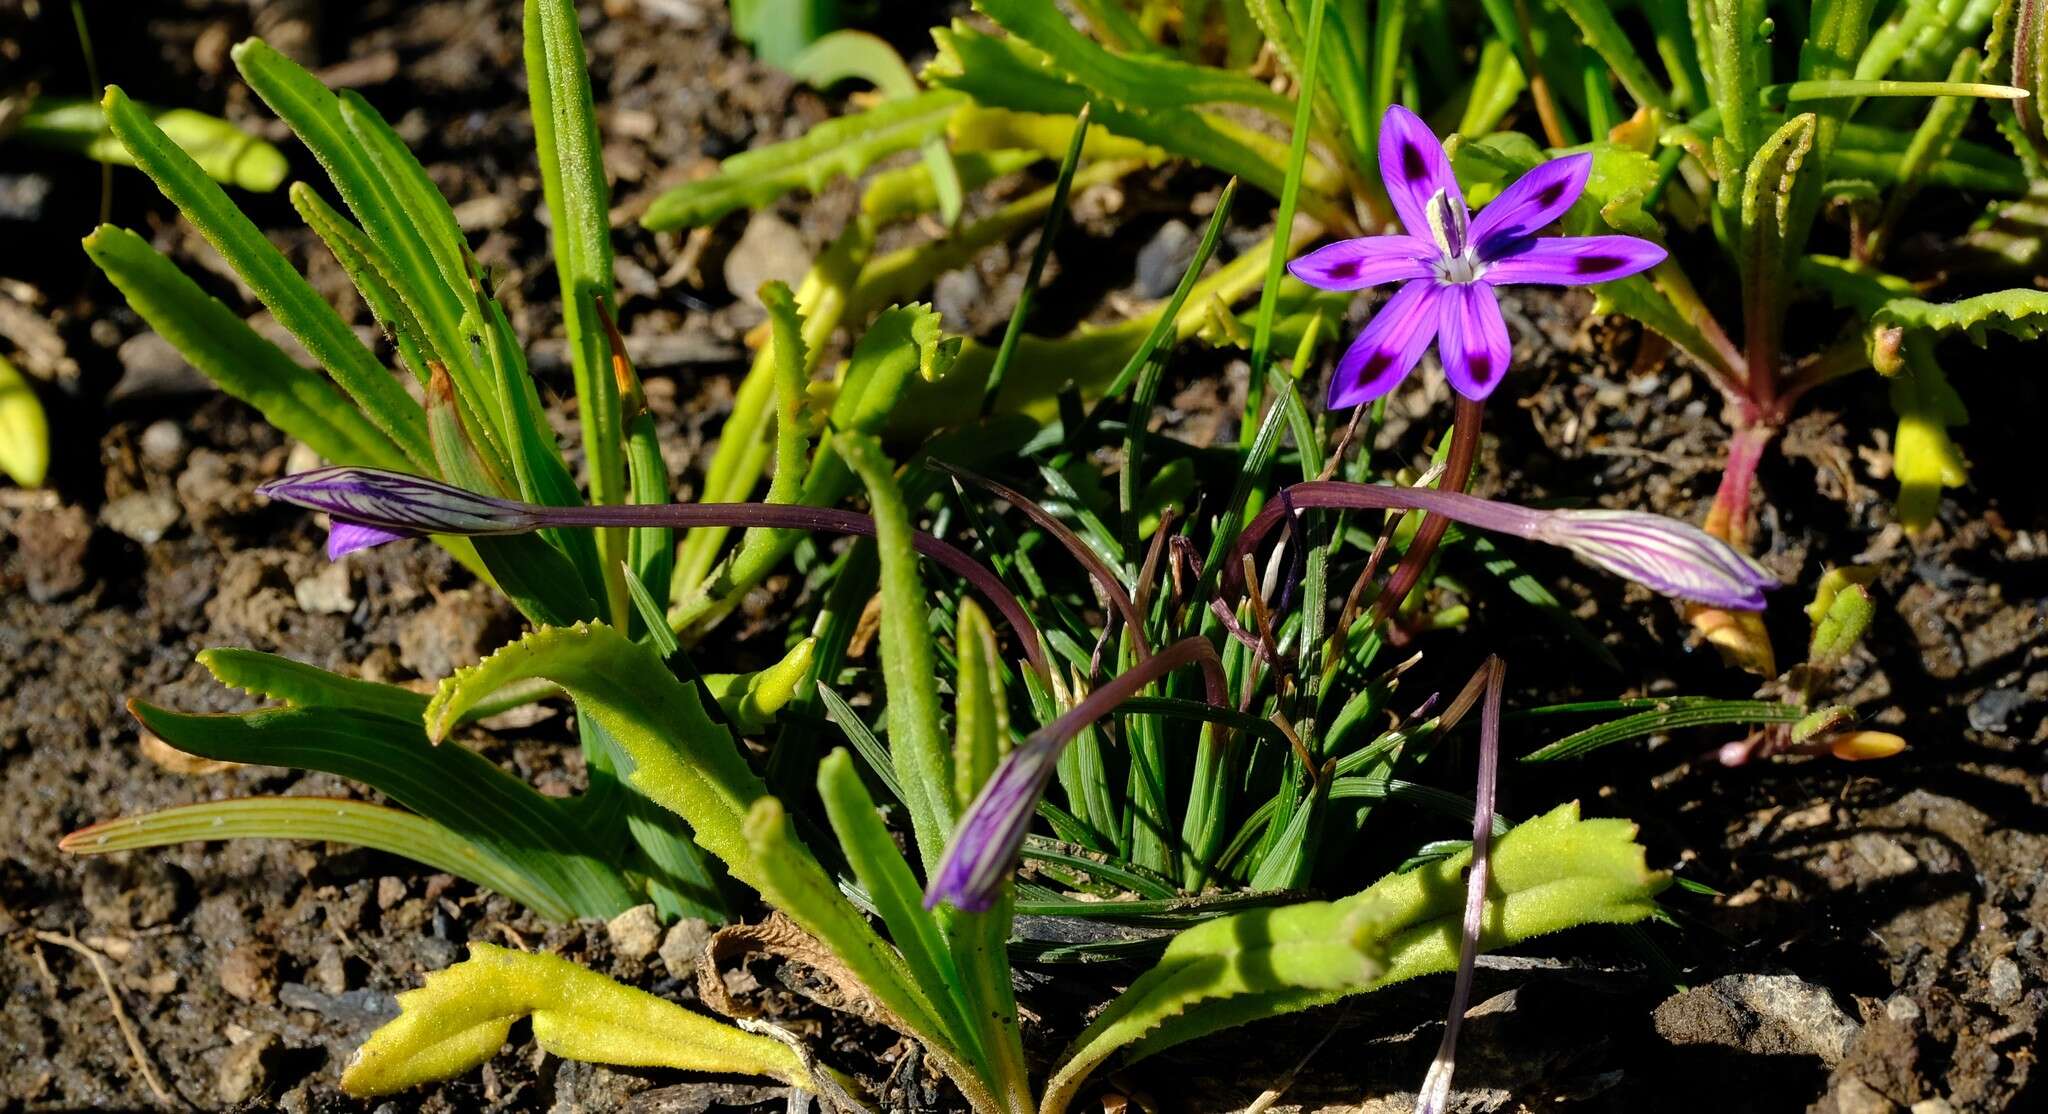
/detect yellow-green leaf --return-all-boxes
[342,943,813,1096]
[0,353,49,488]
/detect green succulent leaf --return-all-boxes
[0,353,49,488]
[15,95,287,191]
[1807,567,1879,665]
[341,942,815,1096]
[290,183,433,386]
[702,638,817,734]
[788,30,964,224]
[1040,896,1388,1114]
[424,620,959,1042]
[198,644,797,735]
[838,432,956,873]
[730,0,842,68]
[1550,0,1676,112]
[1738,112,1820,371]
[80,225,415,475]
[1043,803,1671,1114]
[1873,287,2048,341]
[643,90,968,230]
[815,750,973,1048]
[1888,344,1969,530]
[926,23,1344,227]
[197,647,431,722]
[232,38,510,456]
[673,220,872,597]
[741,796,992,1109]
[427,622,767,881]
[953,597,1011,811]
[672,281,813,627]
[973,0,1294,118]
[98,84,432,470]
[525,0,626,622]
[1241,0,1373,162]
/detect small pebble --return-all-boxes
[0,173,52,221]
[286,441,324,475]
[606,903,663,960]
[659,917,715,980]
[17,504,92,602]
[294,561,355,615]
[110,333,213,401]
[1833,1078,1899,1114]
[216,1032,282,1105]
[219,941,277,1005]
[1966,688,2026,734]
[139,420,188,470]
[1988,956,2023,1005]
[1134,219,1196,298]
[312,943,350,995]
[933,268,984,334]
[398,589,517,681]
[100,491,180,545]
[722,213,810,309]
[1884,994,1921,1024]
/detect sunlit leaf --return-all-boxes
[342,943,815,1096]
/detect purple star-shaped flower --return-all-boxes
[1289,106,1668,409]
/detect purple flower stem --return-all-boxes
[529,500,1049,676]
[1415,655,1505,1114]
[934,461,1152,660]
[1225,480,1546,599]
[1370,395,1484,627]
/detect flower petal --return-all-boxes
[1532,509,1778,610]
[1483,235,1667,285]
[1328,280,1445,409]
[1436,284,1514,400]
[1378,105,1460,239]
[1469,153,1592,258]
[1287,235,1436,290]
[327,521,418,559]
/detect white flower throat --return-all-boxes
[1425,188,1484,284]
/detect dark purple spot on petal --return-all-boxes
[1477,233,1533,262]
[1328,260,1361,279]
[1363,349,1393,376]
[1469,355,1494,383]
[1536,182,1565,206]
[1401,143,1427,182]
[1573,255,1625,274]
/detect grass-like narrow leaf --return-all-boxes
[62,798,576,921]
[981,103,1091,416]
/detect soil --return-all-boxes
[2,2,2043,1113]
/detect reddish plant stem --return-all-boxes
[1704,423,1776,551]
[1371,394,1485,625]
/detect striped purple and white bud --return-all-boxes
[1231,482,1777,612]
[256,466,536,559]
[1528,509,1775,611]
[926,638,1228,912]
[924,734,1064,913]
